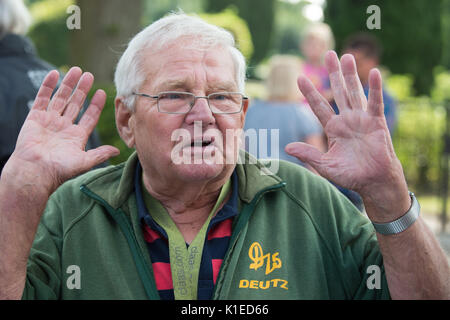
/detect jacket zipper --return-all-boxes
[212,181,286,299]
[80,185,160,300]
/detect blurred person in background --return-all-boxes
[300,24,364,210]
[342,32,397,135]
[0,0,104,174]
[299,22,334,104]
[244,55,325,169]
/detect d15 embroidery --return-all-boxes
[248,242,282,275]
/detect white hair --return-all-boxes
[0,0,32,38]
[114,12,247,111]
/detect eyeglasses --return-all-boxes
[132,91,248,114]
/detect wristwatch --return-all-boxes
[372,192,420,235]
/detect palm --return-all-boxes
[15,110,89,181]
[286,52,400,195]
[9,68,119,191]
[320,110,393,190]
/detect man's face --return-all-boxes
[130,42,247,184]
[301,35,328,63]
[345,49,378,86]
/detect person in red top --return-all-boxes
[299,22,335,104]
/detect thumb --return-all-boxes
[285,142,324,172]
[84,145,120,169]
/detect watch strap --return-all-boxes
[372,192,420,235]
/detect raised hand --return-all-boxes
[286,51,409,221]
[7,67,120,193]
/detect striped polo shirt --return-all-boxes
[134,163,239,300]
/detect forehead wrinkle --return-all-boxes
[141,46,238,93]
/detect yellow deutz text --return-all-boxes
[239,278,288,290]
[239,242,288,290]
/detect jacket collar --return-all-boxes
[82,150,285,210]
[234,150,285,203]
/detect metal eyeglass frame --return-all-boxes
[132,91,248,114]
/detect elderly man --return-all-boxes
[0,13,448,300]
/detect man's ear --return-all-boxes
[243,97,249,115]
[241,97,249,124]
[115,97,135,148]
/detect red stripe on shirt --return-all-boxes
[211,259,223,284]
[143,225,161,243]
[152,262,173,291]
[207,219,232,240]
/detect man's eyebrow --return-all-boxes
[156,79,192,91]
[153,79,238,92]
[207,81,238,92]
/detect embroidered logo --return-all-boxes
[248,242,282,275]
[238,242,288,291]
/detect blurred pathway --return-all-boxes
[422,213,450,263]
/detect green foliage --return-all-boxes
[27,17,69,68]
[388,73,448,194]
[393,98,445,194]
[442,0,450,69]
[27,0,73,68]
[270,0,309,56]
[29,0,73,22]
[324,0,443,95]
[199,8,254,62]
[384,74,414,101]
[205,0,275,70]
[432,67,450,102]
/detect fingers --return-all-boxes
[297,76,333,128]
[47,67,83,114]
[324,51,351,112]
[340,54,367,111]
[31,70,60,111]
[78,89,107,135]
[367,68,384,117]
[62,72,94,122]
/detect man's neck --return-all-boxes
[141,171,231,243]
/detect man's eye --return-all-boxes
[160,93,183,100]
[211,94,228,100]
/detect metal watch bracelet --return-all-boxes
[372,191,420,235]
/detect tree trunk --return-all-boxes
[70,0,143,83]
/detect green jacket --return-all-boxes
[23,152,390,299]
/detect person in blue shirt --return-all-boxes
[244,55,325,169]
[342,32,397,135]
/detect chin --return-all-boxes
[171,161,227,182]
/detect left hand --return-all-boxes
[286,51,409,221]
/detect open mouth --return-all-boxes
[188,136,215,148]
[191,140,213,147]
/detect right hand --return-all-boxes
[5,67,120,193]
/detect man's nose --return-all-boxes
[185,96,215,125]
